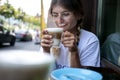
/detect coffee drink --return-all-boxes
[45,28,63,46]
[50,46,61,60]
[0,50,55,80]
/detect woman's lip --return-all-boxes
[59,26,64,27]
[58,25,66,28]
[59,26,64,28]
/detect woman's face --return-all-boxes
[51,5,78,31]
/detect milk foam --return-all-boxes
[0,50,54,66]
[45,28,63,33]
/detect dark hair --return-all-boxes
[49,0,84,27]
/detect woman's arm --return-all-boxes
[70,50,82,67]
[61,31,82,67]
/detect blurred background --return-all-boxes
[0,0,43,51]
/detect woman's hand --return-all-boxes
[61,31,78,52]
[62,31,81,67]
[41,30,53,53]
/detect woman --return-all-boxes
[41,0,100,69]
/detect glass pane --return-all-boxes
[100,0,120,67]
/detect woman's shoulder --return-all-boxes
[80,29,98,38]
[80,29,99,42]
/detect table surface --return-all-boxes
[84,66,120,80]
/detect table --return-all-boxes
[82,66,120,80]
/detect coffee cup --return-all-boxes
[45,28,63,59]
[0,50,55,80]
[45,28,63,46]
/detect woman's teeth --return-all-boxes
[59,24,65,27]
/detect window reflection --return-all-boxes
[100,0,120,67]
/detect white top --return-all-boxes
[40,29,100,69]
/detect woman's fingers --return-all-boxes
[41,37,53,47]
[61,31,76,47]
[41,30,53,48]
[62,40,75,47]
[42,34,52,40]
[62,31,71,37]
[42,29,48,34]
[62,31,73,40]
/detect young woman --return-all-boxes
[40,0,100,69]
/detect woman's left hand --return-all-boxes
[61,31,78,51]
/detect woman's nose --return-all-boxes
[57,15,64,24]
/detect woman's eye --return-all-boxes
[52,13,58,17]
[62,13,70,16]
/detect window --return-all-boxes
[98,0,120,67]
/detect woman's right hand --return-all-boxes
[41,29,53,53]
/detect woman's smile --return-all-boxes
[58,23,66,28]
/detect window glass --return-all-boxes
[0,27,3,33]
[99,0,120,67]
